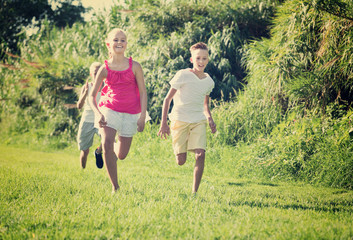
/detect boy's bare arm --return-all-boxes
[204,95,217,133]
[158,88,177,139]
[77,81,89,109]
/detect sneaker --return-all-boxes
[95,148,104,169]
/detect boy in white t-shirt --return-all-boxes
[77,62,104,169]
[158,42,217,193]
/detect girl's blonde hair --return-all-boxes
[105,28,127,59]
[105,28,126,42]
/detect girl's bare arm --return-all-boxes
[89,66,107,127]
[133,61,148,132]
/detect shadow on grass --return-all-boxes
[227,181,279,187]
[257,182,279,187]
[227,182,247,186]
[228,200,353,213]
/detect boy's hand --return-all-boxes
[82,81,89,95]
[208,118,217,133]
[137,117,145,132]
[158,123,170,139]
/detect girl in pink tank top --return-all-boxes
[99,57,141,114]
[89,28,148,192]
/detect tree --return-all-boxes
[0,0,86,58]
[313,0,353,21]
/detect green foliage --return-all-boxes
[211,38,284,145]
[313,0,353,21]
[271,0,353,111]
[0,0,86,57]
[241,108,353,189]
[0,0,278,140]
[211,0,353,189]
[126,0,279,118]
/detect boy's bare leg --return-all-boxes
[101,126,119,191]
[80,149,89,169]
[96,143,103,154]
[193,149,205,193]
[176,153,187,165]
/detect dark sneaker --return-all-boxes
[95,149,103,169]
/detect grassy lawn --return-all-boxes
[1,141,352,239]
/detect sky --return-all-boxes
[27,0,118,36]
[80,0,117,20]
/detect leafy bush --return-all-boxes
[210,0,353,189]
[0,0,86,58]
[250,108,353,189]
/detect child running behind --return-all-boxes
[158,42,217,193]
[77,62,104,169]
[89,28,148,192]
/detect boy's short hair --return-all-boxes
[190,42,208,53]
[90,62,101,77]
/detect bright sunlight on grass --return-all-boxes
[1,141,352,239]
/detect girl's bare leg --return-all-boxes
[114,136,133,160]
[193,149,205,193]
[101,126,119,191]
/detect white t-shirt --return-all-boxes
[81,83,101,123]
[169,69,215,123]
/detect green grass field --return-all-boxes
[1,130,353,239]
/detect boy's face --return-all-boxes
[190,49,209,72]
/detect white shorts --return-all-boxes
[98,107,139,137]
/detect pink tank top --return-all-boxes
[99,57,141,114]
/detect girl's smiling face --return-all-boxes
[106,30,127,55]
[190,49,209,72]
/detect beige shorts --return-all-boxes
[170,120,207,155]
